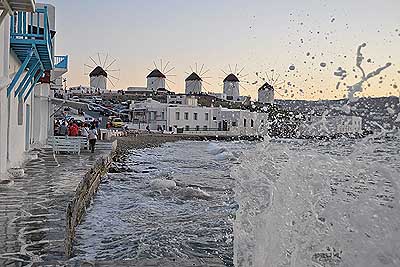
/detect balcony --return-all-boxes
[10,6,53,70]
[7,6,53,100]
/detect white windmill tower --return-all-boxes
[146,60,175,92]
[255,69,285,104]
[146,69,166,91]
[185,73,202,94]
[221,64,247,101]
[84,53,120,94]
[258,81,274,104]
[184,63,211,94]
[89,66,108,91]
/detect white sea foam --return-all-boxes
[233,136,400,267]
[149,179,177,190]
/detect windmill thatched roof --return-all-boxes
[223,73,239,82]
[185,72,202,81]
[89,66,108,78]
[147,69,166,78]
[259,81,274,91]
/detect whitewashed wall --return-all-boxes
[185,80,202,94]
[32,83,51,145]
[167,106,219,131]
[0,16,10,174]
[223,81,240,100]
[147,77,165,91]
[90,76,107,92]
[0,14,54,176]
[258,88,274,104]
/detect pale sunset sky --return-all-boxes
[46,0,399,100]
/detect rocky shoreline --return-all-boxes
[113,134,203,161]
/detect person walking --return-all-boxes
[88,125,98,153]
[81,123,89,137]
[59,121,68,136]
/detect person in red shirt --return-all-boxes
[68,122,79,136]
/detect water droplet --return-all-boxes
[289,65,296,71]
[320,62,327,68]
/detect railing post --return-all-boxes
[10,12,14,35]
[17,12,22,33]
[43,6,48,42]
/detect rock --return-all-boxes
[108,162,133,173]
[149,179,177,190]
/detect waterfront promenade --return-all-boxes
[0,145,113,266]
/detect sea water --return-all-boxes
[73,134,400,266]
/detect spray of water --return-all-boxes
[233,134,400,267]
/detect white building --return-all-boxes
[167,94,198,106]
[130,99,269,136]
[185,72,202,94]
[146,69,166,91]
[258,81,274,104]
[69,85,102,95]
[0,1,67,177]
[298,115,363,137]
[89,66,107,92]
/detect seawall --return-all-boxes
[65,141,117,258]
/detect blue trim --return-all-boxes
[10,8,54,71]
[54,55,68,69]
[23,69,44,102]
[7,48,34,97]
[15,61,40,97]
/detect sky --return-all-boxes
[45,0,400,100]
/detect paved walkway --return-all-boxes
[0,146,112,266]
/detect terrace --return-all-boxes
[6,5,54,101]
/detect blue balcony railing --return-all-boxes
[10,6,53,70]
[54,55,68,69]
[7,6,54,101]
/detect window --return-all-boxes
[196,125,200,131]
[251,119,254,128]
[205,113,209,121]
[213,116,217,121]
[18,100,23,125]
[203,126,208,131]
[185,125,190,131]
[232,121,237,127]
[184,112,189,120]
[194,113,198,120]
[161,112,165,120]
[175,112,180,120]
[243,118,247,127]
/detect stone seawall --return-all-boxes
[65,141,117,257]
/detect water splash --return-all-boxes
[233,136,400,266]
[347,43,392,100]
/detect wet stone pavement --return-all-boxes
[0,147,112,266]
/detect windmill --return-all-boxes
[220,64,249,101]
[146,59,176,92]
[84,53,120,93]
[255,69,286,103]
[184,63,212,94]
